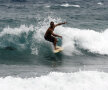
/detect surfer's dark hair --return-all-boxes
[50,21,54,26]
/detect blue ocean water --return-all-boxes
[0,0,108,90]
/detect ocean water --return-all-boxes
[0,0,108,90]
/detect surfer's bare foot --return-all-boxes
[55,47,59,50]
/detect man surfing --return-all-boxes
[44,21,66,50]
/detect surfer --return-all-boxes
[44,21,66,50]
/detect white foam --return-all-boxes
[61,3,80,7]
[0,71,108,90]
[0,25,34,37]
[45,5,50,8]
[55,27,108,55]
[97,2,103,5]
[0,25,35,50]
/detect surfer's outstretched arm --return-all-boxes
[55,22,67,27]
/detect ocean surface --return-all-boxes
[0,0,108,90]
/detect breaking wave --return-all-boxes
[0,71,108,90]
[0,22,108,56]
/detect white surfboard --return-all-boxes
[53,46,64,53]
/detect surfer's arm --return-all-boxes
[55,22,67,27]
[52,32,62,38]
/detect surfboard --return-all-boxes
[53,46,64,53]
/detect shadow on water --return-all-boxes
[0,40,64,68]
[44,52,63,67]
[0,45,64,68]
[38,50,63,67]
[0,47,36,65]
[36,42,64,67]
[4,46,16,50]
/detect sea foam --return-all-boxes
[55,26,108,55]
[61,3,80,7]
[0,71,108,90]
[97,2,103,5]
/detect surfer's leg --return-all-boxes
[53,38,57,50]
[45,36,57,50]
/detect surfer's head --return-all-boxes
[50,21,54,27]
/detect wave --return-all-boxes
[0,16,63,56]
[45,4,80,8]
[0,25,34,53]
[61,3,80,8]
[1,23,108,56]
[97,2,103,5]
[29,16,108,56]
[55,27,108,56]
[0,71,108,90]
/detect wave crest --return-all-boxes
[55,27,108,56]
[1,22,108,56]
